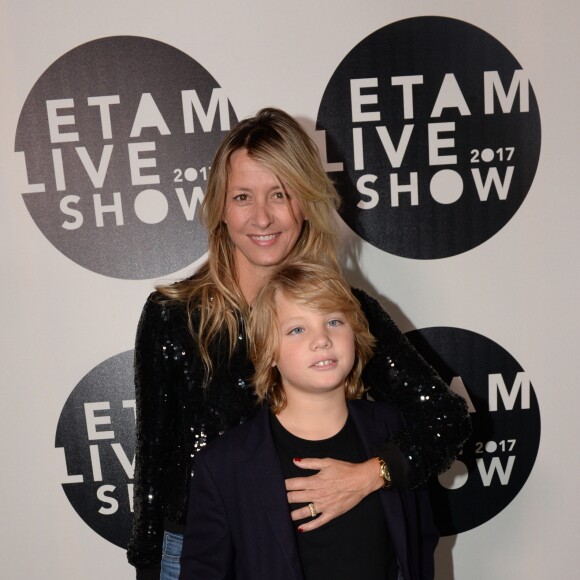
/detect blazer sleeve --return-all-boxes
[180,453,235,580]
[354,288,471,489]
[126,295,176,577]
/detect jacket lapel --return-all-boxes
[243,405,304,579]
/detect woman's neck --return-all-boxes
[276,391,349,440]
[237,266,271,306]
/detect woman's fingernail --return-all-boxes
[294,457,302,462]
[298,528,304,533]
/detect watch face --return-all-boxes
[379,460,391,487]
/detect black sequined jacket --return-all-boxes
[127,288,471,578]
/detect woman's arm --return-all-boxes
[126,295,175,579]
[355,288,471,488]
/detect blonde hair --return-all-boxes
[248,261,376,413]
[157,108,341,377]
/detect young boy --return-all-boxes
[179,262,439,580]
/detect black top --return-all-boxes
[271,413,398,580]
[127,287,471,577]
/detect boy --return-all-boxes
[179,262,438,580]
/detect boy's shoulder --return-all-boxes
[195,407,264,466]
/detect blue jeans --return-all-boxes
[160,531,183,580]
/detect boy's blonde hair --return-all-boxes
[248,261,376,413]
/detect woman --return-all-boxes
[127,108,470,579]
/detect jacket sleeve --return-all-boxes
[126,294,175,577]
[354,288,471,489]
[180,453,235,580]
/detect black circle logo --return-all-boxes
[317,17,541,259]
[16,36,237,279]
[405,327,541,534]
[55,351,135,548]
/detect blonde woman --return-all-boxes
[127,108,469,579]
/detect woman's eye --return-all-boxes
[288,327,304,335]
[328,319,343,327]
[233,193,248,202]
[272,191,287,200]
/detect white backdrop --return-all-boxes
[1,1,578,578]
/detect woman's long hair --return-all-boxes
[157,108,341,377]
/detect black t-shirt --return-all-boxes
[270,413,398,580]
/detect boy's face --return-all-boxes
[273,291,355,399]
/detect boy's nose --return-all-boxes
[313,334,331,350]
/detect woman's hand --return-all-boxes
[285,457,384,531]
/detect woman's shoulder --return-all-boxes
[195,411,260,470]
[350,287,397,328]
[137,289,192,335]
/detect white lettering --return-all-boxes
[112,443,135,479]
[128,142,160,186]
[356,174,379,210]
[89,444,103,482]
[476,456,516,486]
[431,73,471,117]
[471,167,514,201]
[123,399,136,422]
[52,149,66,191]
[84,402,115,440]
[428,122,457,166]
[350,78,380,122]
[60,195,83,230]
[130,93,171,137]
[376,125,414,169]
[87,95,121,139]
[175,186,204,220]
[489,372,530,411]
[76,145,114,188]
[93,192,124,227]
[182,88,231,133]
[390,172,419,206]
[97,485,119,515]
[391,75,424,119]
[484,70,530,114]
[46,99,79,143]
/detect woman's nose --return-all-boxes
[251,200,274,228]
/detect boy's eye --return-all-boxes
[327,319,343,327]
[288,326,304,335]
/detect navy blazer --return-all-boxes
[180,400,439,580]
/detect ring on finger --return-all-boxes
[308,502,317,518]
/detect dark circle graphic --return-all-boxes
[405,327,541,534]
[55,351,135,548]
[317,17,541,259]
[16,36,237,279]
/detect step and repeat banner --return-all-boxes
[1,1,577,578]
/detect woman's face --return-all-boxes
[223,148,305,281]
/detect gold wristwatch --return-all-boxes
[376,457,392,489]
